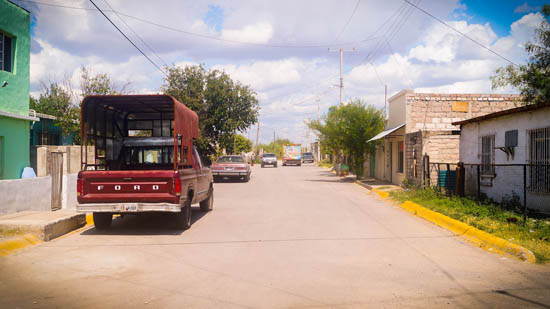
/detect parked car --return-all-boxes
[261,153,277,168]
[212,155,251,182]
[76,95,213,231]
[302,152,314,163]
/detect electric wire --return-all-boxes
[88,0,168,77]
[334,0,361,42]
[403,0,519,67]
[102,0,168,68]
[15,0,380,49]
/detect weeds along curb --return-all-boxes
[400,201,536,263]
[353,180,536,263]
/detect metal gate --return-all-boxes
[50,152,63,211]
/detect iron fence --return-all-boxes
[424,162,550,222]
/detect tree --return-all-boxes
[492,5,550,105]
[80,66,132,97]
[258,138,293,158]
[225,134,253,154]
[30,82,80,144]
[161,65,260,158]
[307,99,384,178]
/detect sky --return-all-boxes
[12,0,548,145]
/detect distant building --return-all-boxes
[0,0,38,179]
[453,104,550,214]
[367,90,521,186]
[30,111,74,146]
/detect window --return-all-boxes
[0,32,12,72]
[480,135,495,175]
[528,127,550,193]
[397,141,404,173]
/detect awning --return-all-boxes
[367,123,405,142]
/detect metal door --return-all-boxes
[51,152,63,210]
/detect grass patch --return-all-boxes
[318,163,333,168]
[390,188,550,264]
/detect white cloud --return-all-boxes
[221,22,273,44]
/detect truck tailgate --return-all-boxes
[78,170,179,204]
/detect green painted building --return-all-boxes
[0,0,37,179]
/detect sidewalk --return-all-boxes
[0,211,86,241]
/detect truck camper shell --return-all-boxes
[80,95,198,171]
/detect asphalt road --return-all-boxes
[1,164,550,308]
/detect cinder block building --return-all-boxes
[367,90,521,186]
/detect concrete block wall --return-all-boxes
[406,93,521,134]
[33,146,94,177]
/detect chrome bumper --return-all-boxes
[213,171,248,176]
[77,202,182,213]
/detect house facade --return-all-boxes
[0,0,37,179]
[367,90,521,186]
[454,104,550,214]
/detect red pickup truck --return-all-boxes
[76,95,213,230]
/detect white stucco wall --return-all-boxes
[459,106,550,213]
[387,90,409,129]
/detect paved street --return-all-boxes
[1,164,550,308]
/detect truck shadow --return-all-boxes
[81,208,209,236]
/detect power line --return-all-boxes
[334,0,361,42]
[101,0,168,68]
[403,0,519,67]
[15,0,380,49]
[88,0,167,77]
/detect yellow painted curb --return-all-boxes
[400,201,536,263]
[86,214,94,226]
[0,234,42,256]
[373,188,390,198]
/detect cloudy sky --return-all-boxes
[13,0,546,145]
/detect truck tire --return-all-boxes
[199,185,214,212]
[261,164,264,168]
[243,174,250,182]
[93,213,112,230]
[298,163,302,166]
[274,163,277,168]
[176,199,192,230]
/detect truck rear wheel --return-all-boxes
[93,213,112,230]
[176,199,192,230]
[200,186,214,212]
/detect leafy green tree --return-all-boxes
[308,99,384,177]
[492,5,550,105]
[30,83,80,144]
[80,66,132,97]
[225,134,253,154]
[161,65,260,158]
[258,138,293,159]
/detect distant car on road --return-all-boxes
[302,152,314,163]
[261,153,277,168]
[212,155,251,182]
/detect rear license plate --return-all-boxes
[123,203,138,211]
[225,167,234,170]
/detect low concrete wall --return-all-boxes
[0,177,52,215]
[0,173,79,215]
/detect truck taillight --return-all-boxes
[77,176,83,196]
[173,172,181,196]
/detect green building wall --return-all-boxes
[0,0,31,179]
[0,116,29,179]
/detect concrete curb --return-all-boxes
[0,214,94,257]
[0,234,42,256]
[400,201,536,263]
[353,180,536,263]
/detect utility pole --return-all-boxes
[273,131,275,144]
[384,84,387,129]
[316,97,321,163]
[255,122,260,151]
[329,48,355,105]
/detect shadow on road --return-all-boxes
[81,208,209,236]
